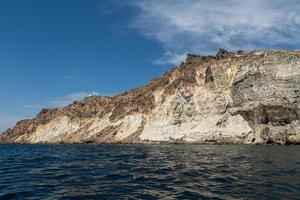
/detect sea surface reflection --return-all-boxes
[0,144,299,199]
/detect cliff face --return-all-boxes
[1,49,300,144]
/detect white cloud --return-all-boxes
[21,104,43,110]
[0,115,21,133]
[22,91,109,111]
[0,92,104,132]
[128,0,300,64]
[154,52,187,65]
[48,92,100,107]
[64,75,73,80]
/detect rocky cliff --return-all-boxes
[1,49,300,144]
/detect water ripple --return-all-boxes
[0,144,299,199]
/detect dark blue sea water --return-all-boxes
[0,145,299,200]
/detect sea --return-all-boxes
[0,144,299,199]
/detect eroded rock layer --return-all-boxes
[1,49,300,144]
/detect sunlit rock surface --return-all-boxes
[1,49,300,144]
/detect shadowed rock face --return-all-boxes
[1,49,300,144]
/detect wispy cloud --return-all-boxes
[0,92,103,132]
[21,104,43,110]
[63,75,73,80]
[154,52,187,65]
[21,91,110,111]
[0,115,21,133]
[48,92,100,107]
[127,0,300,64]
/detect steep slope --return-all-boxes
[1,49,300,144]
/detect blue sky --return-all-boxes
[1,0,300,132]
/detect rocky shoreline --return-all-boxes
[1,49,300,145]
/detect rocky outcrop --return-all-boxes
[1,49,300,144]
